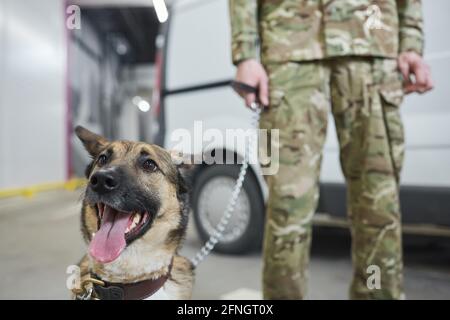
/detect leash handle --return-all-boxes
[231,81,262,111]
[231,80,259,95]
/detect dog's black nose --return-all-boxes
[90,169,119,194]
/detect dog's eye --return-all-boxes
[142,159,158,172]
[98,154,107,166]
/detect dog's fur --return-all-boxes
[73,126,194,299]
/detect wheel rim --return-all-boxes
[197,176,251,244]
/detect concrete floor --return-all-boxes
[1,189,449,300]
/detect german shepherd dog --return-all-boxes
[72,126,194,300]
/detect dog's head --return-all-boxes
[75,126,189,267]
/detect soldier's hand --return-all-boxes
[234,59,269,108]
[398,52,434,94]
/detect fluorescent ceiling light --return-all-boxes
[138,100,151,112]
[132,96,142,105]
[153,0,168,23]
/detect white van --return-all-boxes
[152,0,450,253]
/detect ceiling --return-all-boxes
[73,0,153,7]
[83,6,160,64]
[71,0,173,7]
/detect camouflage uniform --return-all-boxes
[229,0,424,299]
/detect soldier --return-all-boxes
[230,0,433,299]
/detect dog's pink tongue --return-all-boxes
[89,206,129,263]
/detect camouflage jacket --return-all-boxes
[229,0,424,64]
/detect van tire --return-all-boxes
[192,164,265,254]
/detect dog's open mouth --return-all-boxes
[89,203,151,264]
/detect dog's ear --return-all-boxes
[75,126,108,157]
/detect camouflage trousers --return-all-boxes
[260,57,405,300]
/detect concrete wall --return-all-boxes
[0,0,67,189]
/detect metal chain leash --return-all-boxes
[191,103,261,268]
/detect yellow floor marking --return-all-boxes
[0,178,86,199]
